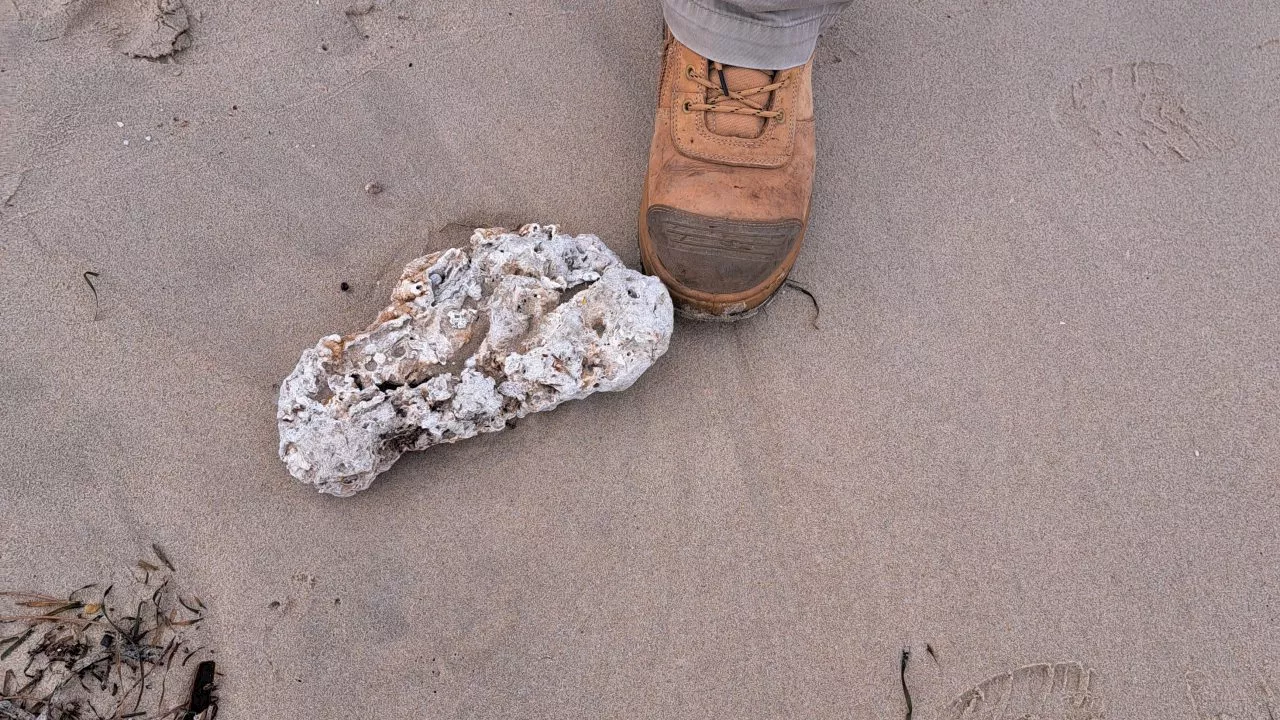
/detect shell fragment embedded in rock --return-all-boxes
[277,224,674,496]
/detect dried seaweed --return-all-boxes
[0,629,34,661]
[783,279,820,329]
[82,271,101,322]
[150,546,175,573]
[181,662,215,720]
[899,648,912,720]
[0,552,218,720]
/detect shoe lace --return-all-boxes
[685,62,788,119]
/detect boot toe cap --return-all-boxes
[645,205,803,297]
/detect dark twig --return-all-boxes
[926,643,939,665]
[0,615,99,625]
[179,648,202,668]
[899,648,912,720]
[0,629,34,661]
[783,279,820,329]
[82,271,101,321]
[181,661,215,720]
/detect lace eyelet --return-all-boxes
[685,65,696,79]
[682,100,692,112]
[774,110,785,123]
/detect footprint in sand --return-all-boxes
[941,662,1105,720]
[1055,61,1234,166]
[28,0,191,57]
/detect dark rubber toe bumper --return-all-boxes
[645,205,803,298]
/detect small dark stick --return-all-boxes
[784,279,820,329]
[183,660,216,720]
[900,648,913,720]
[83,270,101,321]
[926,643,939,665]
[0,627,34,660]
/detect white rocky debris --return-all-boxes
[278,224,674,496]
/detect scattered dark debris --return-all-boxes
[899,648,912,720]
[363,182,383,195]
[0,552,216,720]
[267,601,280,611]
[81,271,101,322]
[783,279,820,329]
[340,282,351,292]
[926,643,939,665]
[319,43,329,52]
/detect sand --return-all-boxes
[2,0,1278,717]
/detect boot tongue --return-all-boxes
[705,66,775,139]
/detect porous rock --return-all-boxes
[278,224,674,496]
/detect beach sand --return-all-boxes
[2,0,1277,717]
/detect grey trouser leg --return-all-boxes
[661,0,850,70]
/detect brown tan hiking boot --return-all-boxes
[638,32,815,321]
